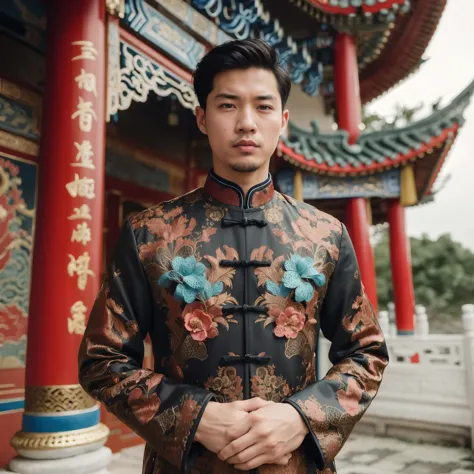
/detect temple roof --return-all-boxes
[359,0,447,103]
[272,1,447,105]
[190,0,324,96]
[296,0,409,21]
[279,78,474,182]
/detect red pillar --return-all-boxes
[345,198,379,314]
[11,0,108,455]
[335,33,362,144]
[335,33,379,312]
[388,200,415,334]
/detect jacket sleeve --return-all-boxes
[283,224,389,469]
[78,220,214,473]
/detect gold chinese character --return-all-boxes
[71,41,98,61]
[71,97,97,132]
[65,174,96,199]
[67,252,95,290]
[75,69,97,97]
[68,301,87,335]
[72,140,95,169]
[68,204,92,220]
[71,222,92,245]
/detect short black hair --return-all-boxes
[193,38,291,110]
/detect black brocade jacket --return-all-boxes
[79,171,388,474]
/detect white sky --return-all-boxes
[365,0,474,251]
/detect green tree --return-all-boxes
[362,99,442,132]
[362,103,423,132]
[374,231,474,333]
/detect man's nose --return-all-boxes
[236,107,257,133]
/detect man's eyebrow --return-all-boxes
[214,93,277,101]
[214,93,239,100]
[255,94,277,101]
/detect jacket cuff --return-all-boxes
[282,398,326,470]
[180,392,216,474]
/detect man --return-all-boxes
[79,39,388,474]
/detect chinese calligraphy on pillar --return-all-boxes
[66,40,100,335]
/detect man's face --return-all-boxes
[196,68,289,175]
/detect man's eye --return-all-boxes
[219,103,235,109]
[258,105,273,111]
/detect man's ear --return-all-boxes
[195,106,208,135]
[280,109,289,137]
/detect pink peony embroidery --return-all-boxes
[273,307,306,339]
[184,309,218,342]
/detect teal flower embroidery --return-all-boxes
[158,256,223,304]
[266,254,326,303]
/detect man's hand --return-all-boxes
[218,401,309,471]
[195,398,269,454]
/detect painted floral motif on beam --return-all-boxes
[0,154,37,367]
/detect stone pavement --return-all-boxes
[108,435,474,474]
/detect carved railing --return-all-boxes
[318,304,474,448]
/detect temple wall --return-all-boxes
[0,78,41,467]
[286,85,334,133]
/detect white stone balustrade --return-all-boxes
[379,310,390,338]
[415,304,429,336]
[318,304,474,448]
[462,304,474,450]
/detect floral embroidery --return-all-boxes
[128,389,161,425]
[204,366,243,402]
[273,307,306,339]
[158,395,203,469]
[295,394,356,463]
[157,246,239,363]
[250,365,290,402]
[183,309,218,342]
[158,256,223,304]
[264,206,283,224]
[181,296,237,342]
[343,291,385,347]
[266,254,326,303]
[204,203,225,222]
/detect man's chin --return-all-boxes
[228,158,266,173]
[229,163,261,173]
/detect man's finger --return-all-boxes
[274,453,292,465]
[219,433,257,462]
[225,414,252,441]
[234,452,286,471]
[235,453,291,471]
[233,397,268,412]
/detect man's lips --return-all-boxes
[233,140,258,152]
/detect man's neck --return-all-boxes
[212,165,270,197]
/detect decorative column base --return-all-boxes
[7,446,112,474]
[8,386,110,473]
[10,423,109,460]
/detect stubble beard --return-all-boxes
[228,152,267,174]
[229,162,261,173]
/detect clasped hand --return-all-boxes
[195,398,308,470]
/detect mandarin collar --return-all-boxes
[203,170,275,209]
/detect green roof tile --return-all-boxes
[282,79,474,173]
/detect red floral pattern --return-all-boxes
[183,309,218,342]
[274,307,306,339]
